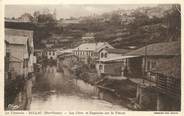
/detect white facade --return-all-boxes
[96,48,130,77]
[73,42,113,64]
[99,49,122,61]
[47,50,57,60]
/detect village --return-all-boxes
[4,4,181,111]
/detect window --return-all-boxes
[6,52,10,58]
[49,52,51,55]
[101,53,104,58]
[147,61,151,71]
[104,53,107,58]
[53,52,55,55]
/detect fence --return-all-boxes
[145,71,180,98]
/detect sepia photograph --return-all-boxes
[4,4,181,111]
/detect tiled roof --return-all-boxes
[75,42,113,51]
[126,41,180,56]
[5,35,28,45]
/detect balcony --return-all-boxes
[145,71,180,98]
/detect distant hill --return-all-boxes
[33,4,180,49]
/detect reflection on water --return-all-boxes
[31,93,127,110]
[30,66,128,111]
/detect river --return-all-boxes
[30,66,129,111]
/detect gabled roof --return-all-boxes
[5,35,28,45]
[103,48,132,54]
[126,41,180,56]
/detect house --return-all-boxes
[57,18,80,27]
[5,21,36,79]
[46,49,57,60]
[5,40,10,80]
[73,42,113,64]
[98,41,181,110]
[125,41,180,80]
[96,48,131,76]
[5,20,36,110]
[57,52,79,69]
[123,41,181,111]
[81,33,95,43]
[46,43,55,48]
[18,13,33,22]
[5,35,30,80]
[34,49,43,57]
[34,49,43,63]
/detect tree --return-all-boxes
[19,13,33,22]
[110,12,122,26]
[33,11,40,23]
[163,5,181,41]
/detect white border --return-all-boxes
[1,0,183,116]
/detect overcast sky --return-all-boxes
[5,4,158,19]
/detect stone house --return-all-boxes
[5,21,36,79]
[125,41,180,80]
[96,48,131,76]
[5,35,30,79]
[4,19,35,110]
[73,42,113,64]
[124,41,181,111]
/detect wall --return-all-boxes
[5,28,34,48]
[127,57,143,78]
[47,51,57,60]
[156,93,180,111]
[108,53,122,59]
[8,45,27,76]
[74,50,94,64]
[99,50,108,60]
[154,56,180,78]
[104,62,122,76]
[6,28,35,74]
[9,62,23,77]
[9,45,27,62]
[96,62,122,76]
[99,49,122,61]
[136,85,157,110]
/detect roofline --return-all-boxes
[5,21,35,30]
[125,41,180,56]
[8,43,26,45]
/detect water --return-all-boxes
[30,66,128,111]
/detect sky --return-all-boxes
[5,4,158,19]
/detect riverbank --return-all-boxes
[5,74,35,110]
[60,59,137,110]
[31,65,128,110]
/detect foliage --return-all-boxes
[31,5,181,49]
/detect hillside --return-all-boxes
[33,4,180,49]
